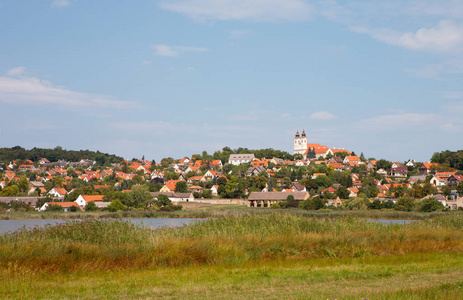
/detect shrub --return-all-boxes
[419,197,444,212]
[85,201,98,212]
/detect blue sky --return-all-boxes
[1,0,463,162]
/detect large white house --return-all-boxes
[228,154,255,166]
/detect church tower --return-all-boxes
[294,130,307,155]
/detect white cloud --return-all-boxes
[51,0,70,8]
[6,67,26,77]
[159,0,313,22]
[0,74,133,109]
[351,20,463,53]
[152,44,208,57]
[355,113,435,131]
[309,111,336,120]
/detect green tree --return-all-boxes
[419,198,444,212]
[299,197,326,210]
[129,186,153,208]
[46,204,63,211]
[175,181,189,193]
[85,201,98,212]
[106,199,126,212]
[336,186,350,199]
[395,197,415,211]
[457,181,463,196]
[156,194,172,206]
[18,176,29,193]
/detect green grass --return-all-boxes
[1,213,463,298]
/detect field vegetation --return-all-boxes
[1,213,463,298]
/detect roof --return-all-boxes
[81,195,104,202]
[46,202,80,208]
[248,191,309,201]
[52,188,68,195]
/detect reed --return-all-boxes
[1,214,462,274]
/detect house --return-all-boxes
[448,175,463,187]
[75,195,105,208]
[160,180,182,193]
[28,181,44,195]
[38,158,50,165]
[47,187,68,198]
[151,192,194,202]
[327,197,343,208]
[343,156,361,164]
[328,148,351,157]
[311,173,326,179]
[419,163,438,175]
[430,172,456,186]
[290,183,306,192]
[188,185,203,194]
[210,185,219,196]
[39,202,80,212]
[321,187,336,194]
[391,166,408,177]
[201,170,218,182]
[377,168,388,176]
[228,154,255,166]
[247,191,309,207]
[247,166,267,177]
[348,187,359,198]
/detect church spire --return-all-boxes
[301,129,306,137]
[295,130,300,138]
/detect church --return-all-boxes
[293,130,350,160]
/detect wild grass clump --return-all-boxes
[1,214,463,274]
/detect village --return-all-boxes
[0,130,462,213]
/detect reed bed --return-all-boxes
[1,206,458,220]
[1,214,462,274]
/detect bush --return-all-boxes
[395,197,415,211]
[280,195,299,208]
[270,203,281,209]
[46,204,63,211]
[299,197,326,210]
[106,199,126,212]
[419,197,444,212]
[159,205,182,212]
[156,194,172,207]
[85,201,98,212]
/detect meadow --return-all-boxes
[1,213,463,299]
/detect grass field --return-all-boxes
[1,213,463,299]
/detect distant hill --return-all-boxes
[0,146,124,165]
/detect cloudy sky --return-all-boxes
[1,0,463,162]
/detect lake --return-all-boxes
[0,218,205,234]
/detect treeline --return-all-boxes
[430,150,463,170]
[194,147,295,164]
[0,146,124,165]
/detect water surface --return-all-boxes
[0,218,204,234]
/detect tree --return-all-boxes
[299,197,326,210]
[18,176,29,193]
[129,186,153,208]
[175,181,189,193]
[395,197,415,211]
[368,199,382,210]
[107,199,126,212]
[85,201,98,212]
[156,194,172,207]
[279,195,299,208]
[46,204,63,211]
[457,181,463,196]
[441,186,452,198]
[336,186,350,199]
[419,198,444,212]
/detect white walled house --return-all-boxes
[228,154,255,166]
